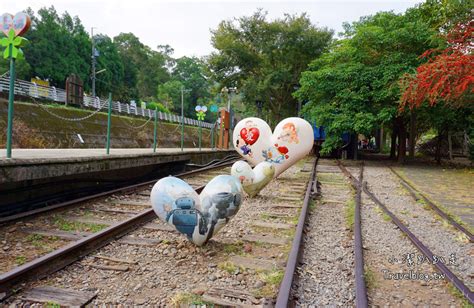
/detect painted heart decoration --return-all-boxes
[233,117,314,177]
[240,127,260,145]
[231,161,275,197]
[150,175,243,246]
[1,13,31,37]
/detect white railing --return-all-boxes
[0,77,213,129]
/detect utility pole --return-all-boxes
[180,87,191,151]
[91,27,96,98]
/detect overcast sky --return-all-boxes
[6,0,423,58]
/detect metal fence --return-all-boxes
[0,77,212,129]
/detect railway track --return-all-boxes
[4,157,470,306]
[338,162,473,305]
[284,159,358,306]
[388,166,473,242]
[282,159,472,307]
[3,157,316,306]
[0,157,238,301]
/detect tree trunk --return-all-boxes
[397,118,407,163]
[435,129,443,165]
[463,130,469,156]
[353,133,358,160]
[448,130,453,160]
[380,125,385,153]
[375,128,381,152]
[408,111,416,159]
[390,121,397,160]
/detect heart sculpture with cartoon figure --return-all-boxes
[233,117,313,177]
[150,175,243,246]
[231,161,275,197]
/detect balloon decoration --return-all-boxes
[231,161,275,197]
[150,175,243,246]
[210,104,219,113]
[233,117,314,177]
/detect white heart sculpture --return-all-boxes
[233,117,314,177]
[231,161,275,197]
[150,175,243,246]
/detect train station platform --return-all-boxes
[393,165,474,227]
[0,148,235,217]
[0,148,219,161]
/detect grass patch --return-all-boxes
[374,207,392,222]
[364,267,377,289]
[26,234,44,247]
[54,216,107,233]
[345,199,355,231]
[250,241,276,250]
[168,292,211,307]
[455,233,470,244]
[223,241,244,255]
[46,302,61,308]
[253,269,285,298]
[261,269,284,285]
[382,212,392,222]
[218,261,238,274]
[400,210,409,215]
[447,283,473,308]
[15,255,27,265]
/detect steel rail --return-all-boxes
[0,160,236,299]
[275,157,318,307]
[338,163,474,305]
[354,164,368,307]
[185,154,239,169]
[0,157,239,225]
[388,166,473,242]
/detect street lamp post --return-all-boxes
[181,86,184,151]
[220,86,237,148]
[91,27,97,98]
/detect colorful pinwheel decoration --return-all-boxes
[195,105,207,121]
[1,29,27,59]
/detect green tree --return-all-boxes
[113,33,170,102]
[146,101,171,113]
[297,9,438,161]
[93,34,124,99]
[172,56,211,116]
[23,7,91,89]
[157,80,184,112]
[208,10,333,125]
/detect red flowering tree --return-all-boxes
[401,21,473,108]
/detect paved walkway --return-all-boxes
[0,148,221,161]
[393,165,474,227]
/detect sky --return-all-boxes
[5,0,423,58]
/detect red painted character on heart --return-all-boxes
[237,120,260,157]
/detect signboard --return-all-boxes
[65,74,84,106]
[30,78,50,97]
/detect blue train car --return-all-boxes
[311,121,355,158]
[313,123,326,141]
